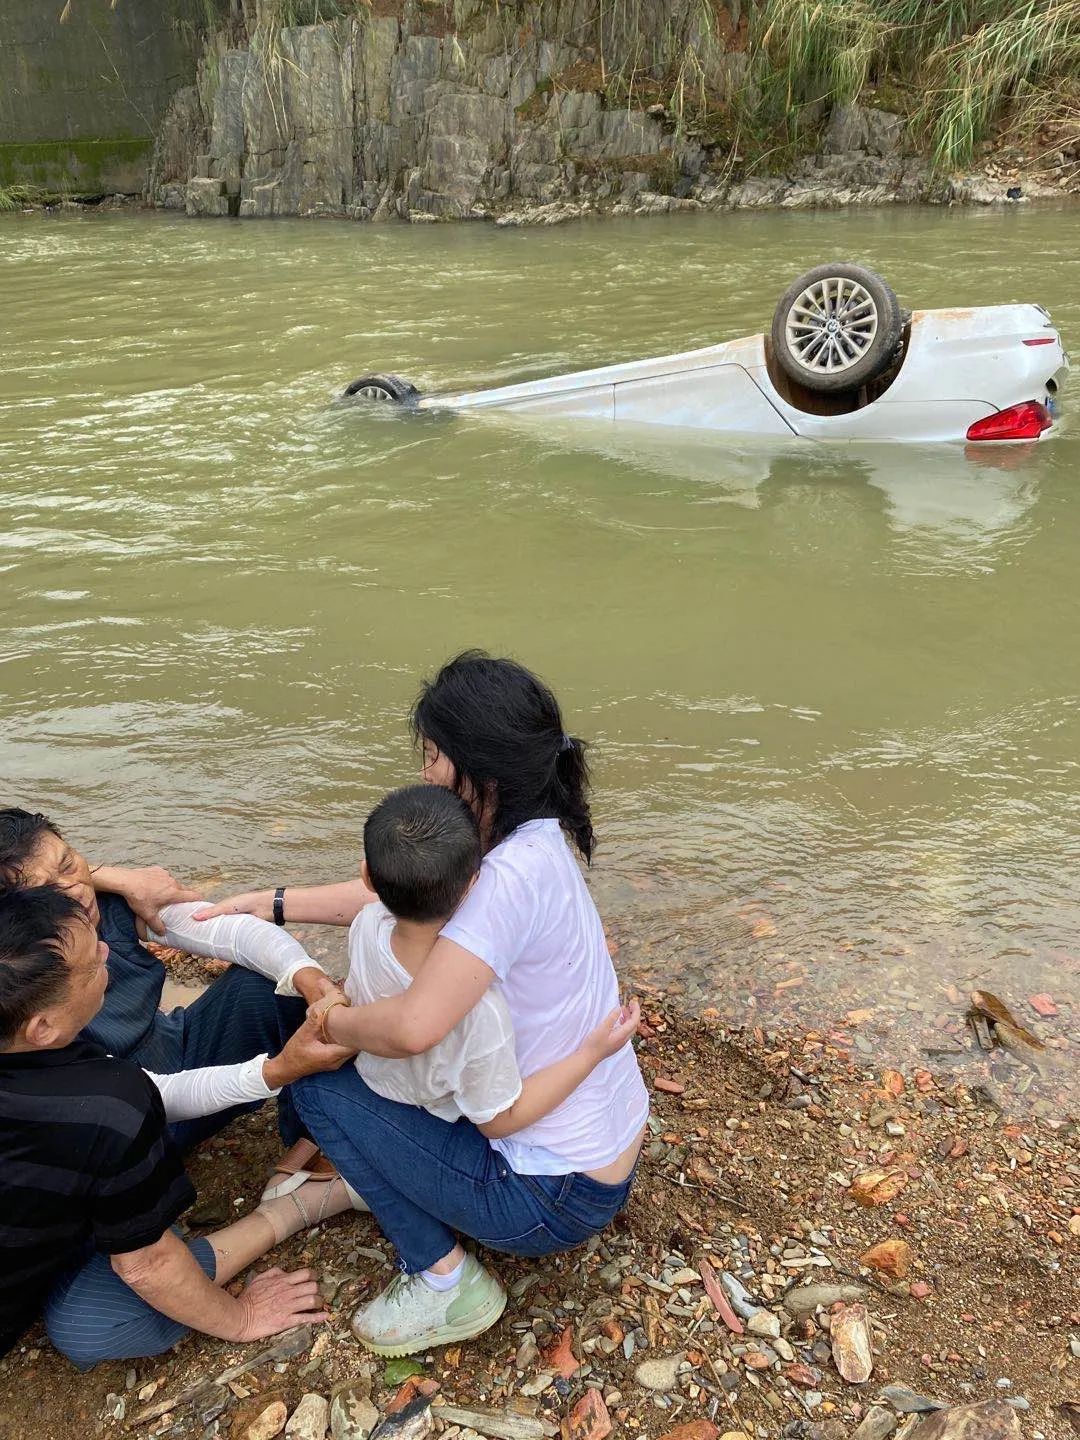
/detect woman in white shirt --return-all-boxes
[196,652,650,1357]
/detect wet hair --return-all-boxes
[0,884,83,1047]
[0,809,62,891]
[364,785,481,923]
[411,650,594,863]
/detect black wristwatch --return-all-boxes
[273,887,286,926]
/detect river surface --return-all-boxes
[2,205,1078,1067]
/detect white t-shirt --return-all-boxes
[345,902,523,1125]
[442,819,650,1175]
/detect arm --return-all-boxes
[192,879,376,928]
[320,937,498,1057]
[90,864,200,933]
[145,1016,356,1122]
[477,1002,640,1140]
[111,1232,327,1342]
[149,902,338,1005]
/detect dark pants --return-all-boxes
[132,966,308,1151]
[44,1235,217,1371]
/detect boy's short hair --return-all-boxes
[364,786,481,923]
[0,884,84,1047]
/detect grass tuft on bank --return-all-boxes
[746,0,1080,168]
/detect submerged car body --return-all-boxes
[411,304,1067,444]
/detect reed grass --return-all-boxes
[744,0,1080,168]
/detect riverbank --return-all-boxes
[0,963,1074,1440]
[140,2,1078,225]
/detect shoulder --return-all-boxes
[477,821,564,896]
[74,1056,166,1134]
[348,901,391,957]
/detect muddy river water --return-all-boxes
[2,204,1078,1063]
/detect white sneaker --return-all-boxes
[350,1255,506,1356]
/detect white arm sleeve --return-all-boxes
[149,902,326,997]
[145,1055,278,1122]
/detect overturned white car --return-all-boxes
[345,262,1068,445]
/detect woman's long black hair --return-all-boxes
[411,650,595,863]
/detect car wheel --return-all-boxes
[342,373,419,403]
[771,263,903,394]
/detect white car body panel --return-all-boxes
[414,304,1067,444]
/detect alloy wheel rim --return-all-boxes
[357,384,396,401]
[785,276,879,374]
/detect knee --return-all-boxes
[45,1300,113,1371]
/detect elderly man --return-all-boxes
[0,808,341,1184]
[0,884,361,1368]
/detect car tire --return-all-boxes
[342,373,419,404]
[771,263,903,394]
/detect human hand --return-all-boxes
[103,865,201,934]
[265,1016,356,1088]
[306,989,352,1035]
[582,1000,641,1064]
[232,1266,329,1341]
[292,967,342,1008]
[192,889,275,923]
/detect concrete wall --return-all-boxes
[0,0,208,194]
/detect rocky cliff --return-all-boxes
[151,0,965,224]
[149,0,1067,223]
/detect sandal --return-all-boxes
[287,1175,370,1228]
[262,1138,341,1202]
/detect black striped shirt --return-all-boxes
[0,1041,195,1356]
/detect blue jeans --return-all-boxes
[43,1234,216,1371]
[293,1067,635,1273]
[130,966,308,1151]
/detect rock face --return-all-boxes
[148,4,942,222]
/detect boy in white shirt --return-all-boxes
[331,785,638,1140]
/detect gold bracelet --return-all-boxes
[317,995,350,1044]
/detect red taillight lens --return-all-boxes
[966,401,1052,442]
[1022,337,1056,346]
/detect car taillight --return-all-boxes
[1022,337,1056,346]
[966,401,1052,441]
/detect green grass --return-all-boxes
[742,0,1080,168]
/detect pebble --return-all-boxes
[247,1401,288,1440]
[515,1335,539,1370]
[719,1271,759,1320]
[633,1355,683,1393]
[518,1375,554,1398]
[877,1384,944,1414]
[746,1309,781,1340]
[782,1283,867,1318]
[656,1424,718,1440]
[1004,1398,1030,1412]
[830,1302,873,1384]
[850,1407,897,1440]
[286,1394,330,1440]
[330,1384,379,1440]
